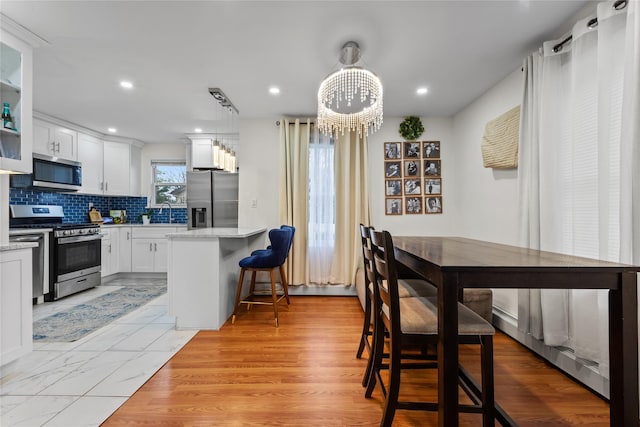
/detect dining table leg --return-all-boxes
[439,272,460,427]
[608,271,639,427]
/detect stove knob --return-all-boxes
[63,230,70,236]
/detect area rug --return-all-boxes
[33,281,167,342]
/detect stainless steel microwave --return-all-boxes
[10,153,82,191]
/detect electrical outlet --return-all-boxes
[251,199,257,208]
[88,202,93,209]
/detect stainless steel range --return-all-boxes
[10,205,102,301]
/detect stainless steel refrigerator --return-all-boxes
[187,170,239,229]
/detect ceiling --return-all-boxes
[1,1,589,144]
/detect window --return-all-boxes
[308,127,335,284]
[151,161,186,205]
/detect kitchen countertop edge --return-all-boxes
[1,242,38,252]
[167,227,267,239]
[100,224,188,228]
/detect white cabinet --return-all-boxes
[33,118,77,160]
[77,132,103,194]
[190,137,221,169]
[131,227,179,273]
[103,141,130,195]
[100,227,119,277]
[0,25,34,173]
[119,227,132,272]
[78,134,132,196]
[129,145,141,196]
[0,248,33,366]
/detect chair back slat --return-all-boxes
[370,229,401,334]
[360,224,373,287]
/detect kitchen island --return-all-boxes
[166,227,267,330]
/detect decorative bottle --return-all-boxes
[2,103,14,130]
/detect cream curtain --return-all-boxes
[278,119,309,286]
[517,1,639,378]
[279,120,370,287]
[330,131,370,285]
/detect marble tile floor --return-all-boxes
[0,278,198,427]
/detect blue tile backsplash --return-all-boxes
[10,189,187,224]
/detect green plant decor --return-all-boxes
[399,116,424,141]
[137,209,154,222]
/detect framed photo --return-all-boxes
[385,198,402,215]
[384,142,402,159]
[423,141,441,158]
[404,159,420,177]
[385,179,402,196]
[385,161,401,178]
[403,141,420,158]
[404,178,421,195]
[424,178,441,195]
[424,160,441,177]
[405,197,422,214]
[425,196,443,214]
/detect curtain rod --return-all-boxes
[552,0,627,53]
[275,120,316,126]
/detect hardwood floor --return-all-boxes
[102,296,609,426]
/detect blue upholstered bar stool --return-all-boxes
[232,227,295,327]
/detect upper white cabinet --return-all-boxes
[77,133,134,196]
[33,118,77,161]
[77,132,103,194]
[129,145,141,196]
[0,21,36,173]
[103,140,130,195]
[190,137,220,169]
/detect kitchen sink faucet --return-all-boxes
[159,202,173,224]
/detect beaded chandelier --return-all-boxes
[317,41,383,137]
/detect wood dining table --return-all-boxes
[392,236,640,427]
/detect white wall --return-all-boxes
[237,119,280,231]
[451,68,523,317]
[140,143,187,205]
[367,117,456,236]
[235,94,524,319]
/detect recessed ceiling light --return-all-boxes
[194,128,203,133]
[417,87,428,95]
[108,127,117,133]
[120,81,134,89]
[269,87,280,95]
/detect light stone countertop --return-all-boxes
[101,224,187,228]
[0,242,38,252]
[9,228,53,236]
[167,227,267,239]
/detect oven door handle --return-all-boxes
[57,234,103,245]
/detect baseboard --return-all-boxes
[287,284,357,296]
[102,272,167,284]
[492,307,609,399]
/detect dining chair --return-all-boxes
[356,224,439,384]
[231,226,295,327]
[368,229,495,427]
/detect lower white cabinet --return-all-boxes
[119,227,132,272]
[101,226,184,274]
[1,248,33,366]
[100,227,119,277]
[131,227,178,273]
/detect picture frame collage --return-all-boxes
[384,141,442,215]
